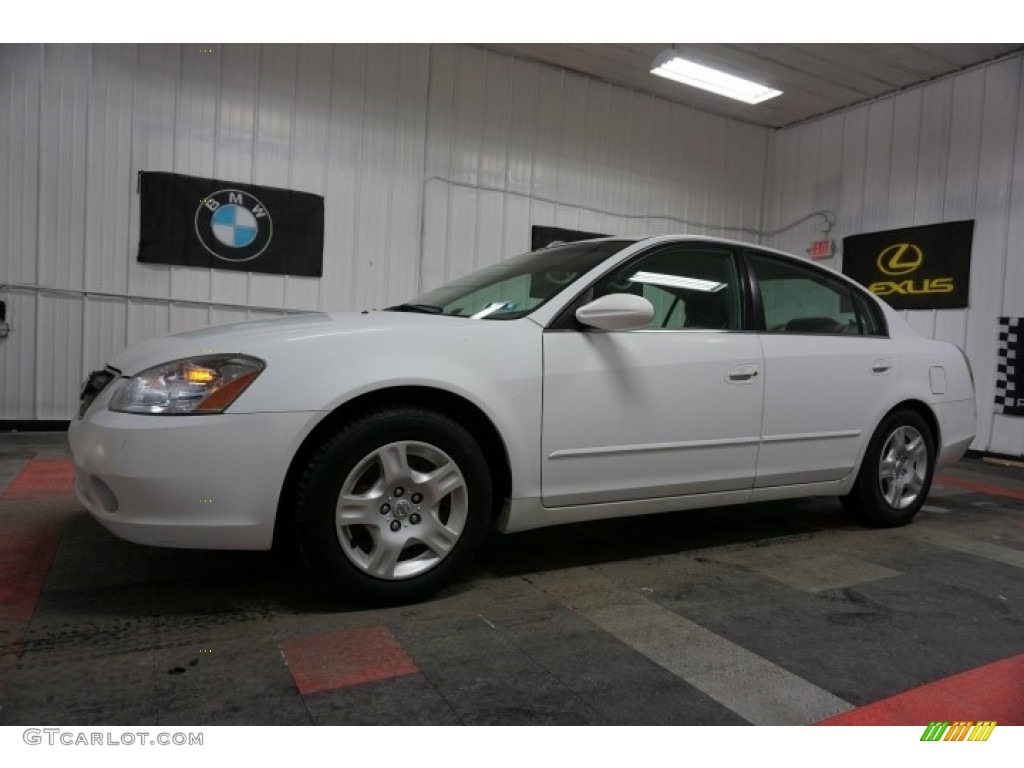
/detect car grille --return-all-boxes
[78,366,120,419]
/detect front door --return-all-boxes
[541,244,764,507]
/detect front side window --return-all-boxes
[592,245,742,330]
[749,253,884,335]
[392,240,633,320]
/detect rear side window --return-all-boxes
[750,253,885,336]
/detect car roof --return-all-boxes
[561,233,875,302]
[566,234,809,263]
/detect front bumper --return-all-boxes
[69,391,320,550]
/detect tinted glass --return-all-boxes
[751,254,868,335]
[593,246,741,330]
[396,240,632,320]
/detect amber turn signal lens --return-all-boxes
[193,371,260,413]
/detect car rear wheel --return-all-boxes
[293,406,492,605]
[842,409,935,527]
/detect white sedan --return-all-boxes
[69,235,976,603]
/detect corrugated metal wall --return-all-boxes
[1,43,768,420]
[764,53,1024,455]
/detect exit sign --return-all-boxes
[807,239,835,259]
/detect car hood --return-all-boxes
[108,311,480,375]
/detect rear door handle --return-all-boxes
[727,364,760,383]
[870,359,893,374]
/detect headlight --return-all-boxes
[109,355,265,415]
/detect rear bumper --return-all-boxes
[936,398,976,468]
[68,405,318,550]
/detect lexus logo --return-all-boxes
[876,243,924,276]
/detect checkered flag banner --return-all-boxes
[995,317,1024,417]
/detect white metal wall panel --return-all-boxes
[2,43,768,421]
[862,99,896,238]
[283,44,330,312]
[765,53,1024,454]
[208,44,257,309]
[919,79,958,347]
[246,44,295,311]
[890,89,933,340]
[997,67,1024,456]
[1,45,41,417]
[126,303,170,348]
[37,295,83,419]
[500,58,539,259]
[422,46,769,278]
[449,46,487,281]
[82,299,127,384]
[383,46,429,305]
[557,71,588,233]
[170,44,215,310]
[837,106,869,247]
[970,60,1021,456]
[81,46,135,415]
[85,45,134,296]
[33,46,89,419]
[127,45,175,308]
[322,45,365,313]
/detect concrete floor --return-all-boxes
[1,432,1022,726]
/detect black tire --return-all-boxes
[292,406,492,605]
[842,409,935,528]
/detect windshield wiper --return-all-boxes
[384,303,444,315]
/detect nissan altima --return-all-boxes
[69,235,977,603]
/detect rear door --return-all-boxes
[749,251,899,487]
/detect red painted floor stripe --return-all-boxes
[279,626,419,696]
[0,459,72,698]
[818,653,1024,725]
[3,458,76,498]
[934,473,1024,503]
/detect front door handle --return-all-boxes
[727,364,760,383]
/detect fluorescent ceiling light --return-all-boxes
[630,271,726,293]
[650,51,782,105]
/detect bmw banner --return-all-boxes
[138,172,324,277]
[840,220,974,310]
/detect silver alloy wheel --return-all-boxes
[334,440,469,580]
[877,425,928,510]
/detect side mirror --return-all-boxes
[575,294,655,331]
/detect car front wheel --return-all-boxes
[842,409,935,527]
[293,406,492,605]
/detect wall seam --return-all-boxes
[79,44,94,410]
[32,43,45,420]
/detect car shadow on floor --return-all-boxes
[476,497,854,580]
[33,496,856,621]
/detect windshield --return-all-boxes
[388,239,634,320]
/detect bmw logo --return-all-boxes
[194,189,273,262]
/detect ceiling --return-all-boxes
[480,44,1023,128]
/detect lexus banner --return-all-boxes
[138,171,324,277]
[841,220,974,310]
